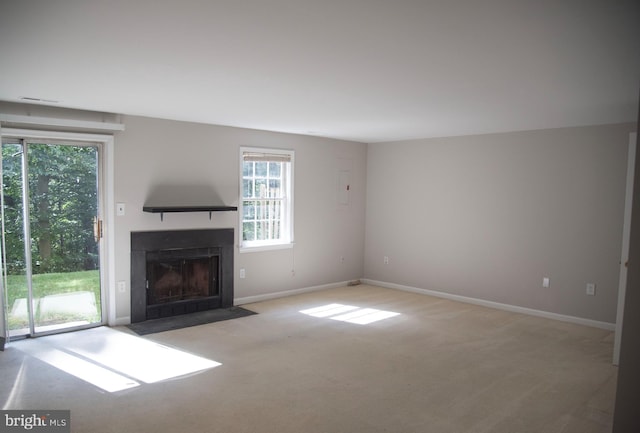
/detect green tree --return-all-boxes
[2,143,99,275]
[2,143,27,274]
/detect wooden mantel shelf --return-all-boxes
[143,205,238,221]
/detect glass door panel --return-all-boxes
[1,140,103,337]
[1,142,30,337]
[28,143,102,333]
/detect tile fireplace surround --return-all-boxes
[130,228,234,323]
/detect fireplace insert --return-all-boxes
[145,248,220,319]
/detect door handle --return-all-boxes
[93,217,103,242]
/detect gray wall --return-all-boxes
[113,115,367,322]
[364,124,635,324]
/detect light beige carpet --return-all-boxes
[0,284,616,433]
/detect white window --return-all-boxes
[239,147,294,251]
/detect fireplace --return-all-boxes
[131,229,234,323]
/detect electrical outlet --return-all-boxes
[542,277,550,288]
[384,256,389,265]
[239,268,246,279]
[586,283,596,296]
[117,281,126,293]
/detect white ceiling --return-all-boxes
[1,0,638,143]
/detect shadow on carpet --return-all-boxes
[127,307,257,335]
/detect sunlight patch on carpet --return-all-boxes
[16,340,140,393]
[14,327,220,392]
[300,303,400,325]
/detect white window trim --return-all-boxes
[239,147,294,253]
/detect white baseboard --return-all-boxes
[361,279,616,331]
[234,281,352,305]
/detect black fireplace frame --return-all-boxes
[130,229,234,323]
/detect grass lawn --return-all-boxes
[4,270,101,330]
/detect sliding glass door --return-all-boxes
[1,138,104,337]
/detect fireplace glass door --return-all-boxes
[145,248,220,319]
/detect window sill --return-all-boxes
[239,243,294,253]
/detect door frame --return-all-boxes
[614,132,637,365]
[0,128,116,339]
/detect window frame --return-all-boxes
[239,147,294,253]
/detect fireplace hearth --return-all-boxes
[131,229,234,323]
